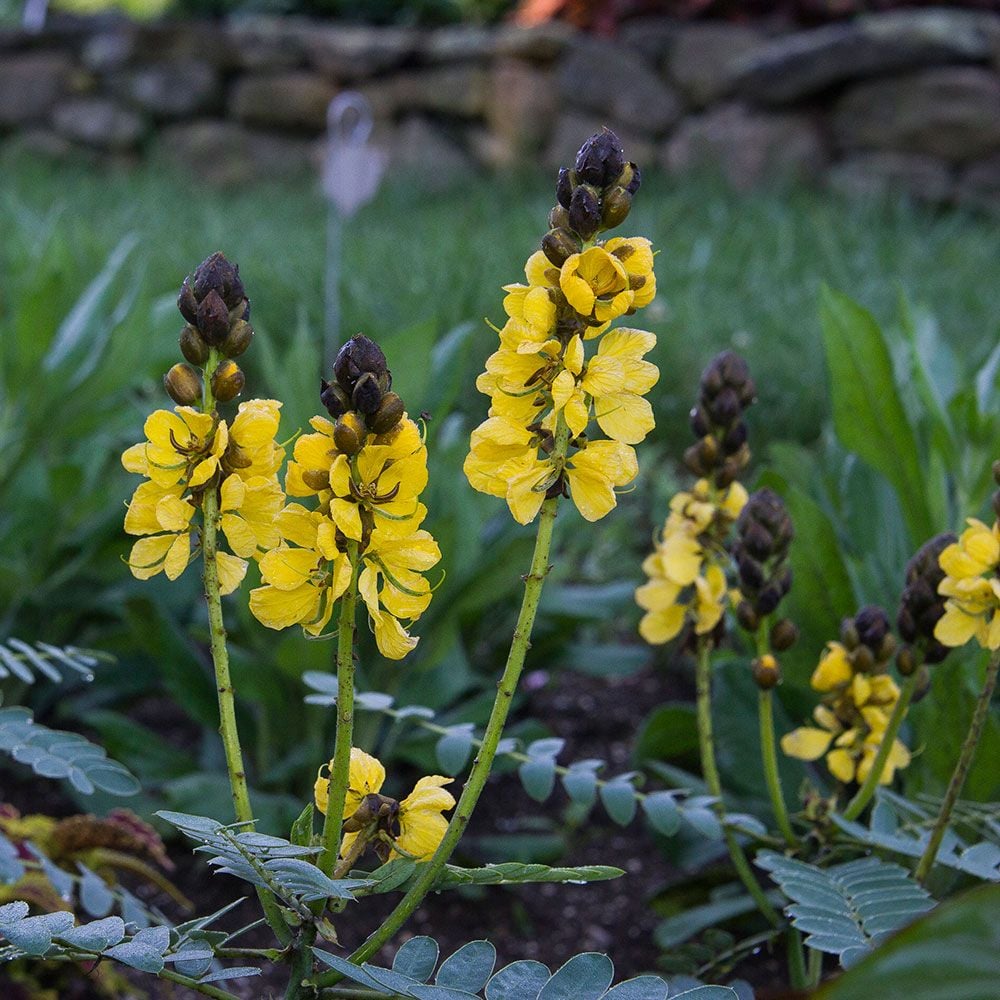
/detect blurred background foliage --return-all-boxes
[1,153,999,840]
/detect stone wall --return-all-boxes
[2,8,1000,208]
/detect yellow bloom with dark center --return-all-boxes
[228,399,285,480]
[935,518,1000,650]
[285,415,338,498]
[219,475,284,558]
[314,747,455,862]
[503,251,559,335]
[249,504,353,634]
[122,406,227,489]
[604,237,657,310]
[559,247,633,328]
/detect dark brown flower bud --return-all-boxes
[601,186,632,230]
[877,632,897,662]
[556,167,574,209]
[334,334,388,394]
[193,251,245,310]
[683,443,706,477]
[196,289,231,347]
[896,645,917,676]
[302,468,330,491]
[840,620,860,651]
[369,391,404,435]
[164,363,202,406]
[333,411,366,456]
[352,372,382,415]
[211,359,245,403]
[574,128,625,189]
[177,279,198,324]
[568,184,601,242]
[179,324,210,365]
[752,654,781,690]
[912,664,932,703]
[221,319,253,358]
[549,204,571,230]
[709,387,741,426]
[542,227,582,267]
[770,618,799,651]
[855,605,890,652]
[690,406,711,437]
[897,532,956,655]
[320,379,351,419]
[853,645,875,674]
[736,600,759,632]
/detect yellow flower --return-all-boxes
[314,748,455,862]
[502,251,559,334]
[228,399,284,480]
[564,439,638,522]
[248,505,353,634]
[637,559,727,644]
[122,407,227,489]
[559,247,633,328]
[285,416,338,498]
[935,519,1000,650]
[358,527,441,660]
[604,237,656,309]
[219,475,284,559]
[810,642,854,691]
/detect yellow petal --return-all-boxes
[393,809,448,862]
[371,611,419,660]
[400,775,455,815]
[639,605,687,645]
[781,727,834,761]
[249,582,321,630]
[811,643,853,691]
[934,604,981,647]
[826,748,856,783]
[259,547,319,590]
[216,551,248,595]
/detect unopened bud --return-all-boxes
[736,600,759,632]
[179,324,210,365]
[896,645,917,676]
[177,280,198,324]
[302,468,331,491]
[840,620,860,651]
[574,128,625,189]
[601,186,632,229]
[542,227,581,267]
[549,205,570,230]
[369,391,404,434]
[334,334,388,394]
[568,184,601,241]
[221,319,253,358]
[752,654,781,689]
[192,251,245,309]
[333,411,366,456]
[352,372,382,415]
[164,363,202,406]
[320,379,350,419]
[993,459,1000,487]
[556,167,574,209]
[853,646,875,674]
[211,359,245,403]
[912,664,932,703]
[196,289,231,347]
[770,619,799,651]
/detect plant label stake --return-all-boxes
[322,93,386,372]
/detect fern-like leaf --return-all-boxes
[757,851,934,967]
[0,637,109,684]
[0,707,139,796]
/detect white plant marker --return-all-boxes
[322,92,386,371]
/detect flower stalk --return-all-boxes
[759,686,797,847]
[695,639,781,926]
[915,650,1000,883]
[842,669,920,821]
[318,542,361,877]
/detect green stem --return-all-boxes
[759,689,797,846]
[915,650,1000,884]
[159,968,241,1000]
[807,945,823,988]
[200,348,291,948]
[330,420,571,976]
[842,671,919,821]
[696,639,781,927]
[786,929,807,990]
[318,541,361,877]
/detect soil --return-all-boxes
[2,665,796,998]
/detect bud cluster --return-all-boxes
[320,335,405,455]
[897,532,956,668]
[166,251,254,406]
[733,488,794,626]
[839,606,897,674]
[686,351,756,489]
[544,127,641,263]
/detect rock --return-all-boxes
[386,116,477,189]
[484,59,558,167]
[363,65,489,120]
[420,25,495,62]
[222,15,306,70]
[661,103,826,190]
[51,98,146,151]
[494,22,575,62]
[122,61,218,118]
[81,29,137,73]
[131,22,227,66]
[157,119,316,184]
[616,16,681,64]
[827,151,955,203]
[230,71,337,132]
[0,52,73,127]
[302,23,420,79]
[956,153,1000,213]
[667,22,766,107]
[734,9,999,105]
[833,67,1000,163]
[558,35,683,136]
[545,111,656,174]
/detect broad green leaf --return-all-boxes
[537,953,614,1000]
[437,726,475,775]
[103,939,166,974]
[561,763,600,808]
[78,864,114,917]
[642,792,681,837]
[436,940,496,993]
[604,976,668,1000]
[600,779,638,826]
[816,883,1000,999]
[0,911,74,955]
[486,960,550,1000]
[519,759,556,803]
[819,284,931,543]
[393,936,439,983]
[56,916,125,953]
[635,704,699,767]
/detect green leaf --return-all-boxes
[819,284,931,543]
[0,910,74,956]
[604,976,668,1000]
[486,960,551,1000]
[642,792,681,837]
[635,704,699,767]
[393,936,440,983]
[198,966,262,983]
[537,953,614,1000]
[78,864,114,917]
[290,803,314,847]
[56,916,126,953]
[429,863,623,891]
[561,762,600,809]
[757,851,934,967]
[437,726,475,775]
[816,883,1000,999]
[436,940,496,993]
[519,759,557,803]
[655,889,778,950]
[600,779,638,826]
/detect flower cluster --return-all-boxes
[934,518,1000,651]
[249,335,440,659]
[897,531,955,666]
[123,254,284,593]
[464,128,659,525]
[782,607,910,785]
[314,748,454,863]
